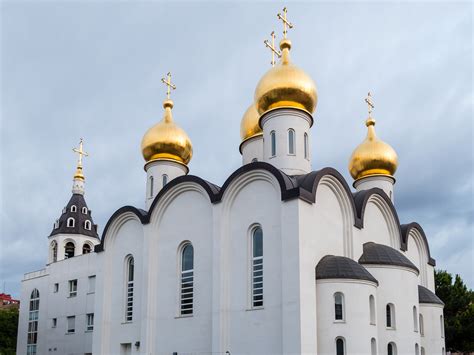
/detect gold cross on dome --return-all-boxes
[161,72,176,100]
[277,7,293,39]
[264,31,281,66]
[365,92,375,117]
[72,138,88,167]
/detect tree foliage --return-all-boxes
[435,270,474,353]
[0,307,18,355]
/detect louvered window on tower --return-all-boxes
[125,256,134,322]
[180,243,194,315]
[252,227,263,308]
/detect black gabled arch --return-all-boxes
[352,188,401,230]
[401,222,436,266]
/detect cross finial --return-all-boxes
[161,72,176,100]
[365,92,375,117]
[264,31,282,66]
[277,7,293,39]
[72,138,89,168]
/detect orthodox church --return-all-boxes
[17,8,446,355]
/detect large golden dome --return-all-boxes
[254,39,317,115]
[349,117,398,181]
[240,103,262,142]
[141,99,193,165]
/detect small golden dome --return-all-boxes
[240,103,262,142]
[141,99,193,165]
[349,118,398,180]
[254,39,317,115]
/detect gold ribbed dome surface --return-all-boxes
[255,39,317,115]
[349,118,398,180]
[141,99,193,165]
[240,103,262,142]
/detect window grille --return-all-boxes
[334,292,344,320]
[180,244,194,315]
[125,256,134,322]
[27,289,40,355]
[252,227,263,308]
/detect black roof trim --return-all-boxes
[316,255,379,285]
[401,223,436,266]
[359,242,419,274]
[418,285,444,305]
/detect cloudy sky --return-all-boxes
[1,1,472,298]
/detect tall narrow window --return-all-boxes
[386,303,395,328]
[84,220,92,230]
[387,343,396,355]
[371,338,377,355]
[369,294,376,324]
[65,242,75,259]
[270,131,276,157]
[336,337,345,355]
[251,227,263,308]
[162,174,168,187]
[125,256,134,322]
[419,314,424,336]
[67,316,75,333]
[442,348,445,355]
[82,207,88,214]
[67,217,75,228]
[27,289,40,355]
[51,241,58,262]
[288,129,295,155]
[440,315,444,338]
[86,313,94,331]
[334,292,344,321]
[304,132,309,159]
[70,205,77,212]
[68,279,77,297]
[88,275,96,293]
[82,243,91,254]
[415,344,419,355]
[413,306,418,332]
[149,176,154,198]
[421,347,425,355]
[180,243,194,315]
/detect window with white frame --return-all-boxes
[336,337,345,355]
[270,131,276,157]
[251,227,263,308]
[27,289,40,355]
[180,243,194,315]
[419,314,424,336]
[162,174,168,187]
[51,241,58,262]
[54,219,59,229]
[67,316,75,333]
[68,279,77,297]
[125,255,134,322]
[65,242,75,258]
[86,313,94,331]
[84,220,92,230]
[304,132,309,159]
[386,303,395,328]
[369,294,376,324]
[413,306,418,332]
[334,292,345,321]
[66,217,75,228]
[70,205,77,212]
[88,275,96,293]
[288,129,295,155]
[82,207,88,214]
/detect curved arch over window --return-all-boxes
[149,176,154,198]
[180,243,194,315]
[27,289,40,354]
[413,306,418,332]
[64,242,75,259]
[304,132,309,159]
[125,255,134,322]
[336,337,345,355]
[369,294,376,325]
[440,315,445,338]
[162,174,168,187]
[419,314,424,336]
[70,205,77,212]
[84,220,92,230]
[371,338,377,355]
[387,342,397,355]
[67,217,75,228]
[50,241,58,262]
[270,131,276,157]
[251,226,263,308]
[386,303,395,328]
[82,243,91,254]
[288,129,295,155]
[334,292,345,321]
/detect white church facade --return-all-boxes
[17,8,446,355]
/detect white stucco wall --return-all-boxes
[419,304,445,355]
[241,135,264,164]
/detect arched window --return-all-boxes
[304,132,309,159]
[67,217,75,228]
[180,243,194,315]
[64,242,75,259]
[386,303,395,328]
[421,347,425,355]
[149,176,154,198]
[369,294,376,325]
[413,306,418,332]
[50,241,58,262]
[70,205,77,212]
[334,292,344,321]
[336,337,345,355]
[27,289,40,355]
[251,158,258,163]
[371,338,377,355]
[251,227,263,308]
[125,255,134,322]
[84,220,92,230]
[270,131,276,157]
[440,315,444,338]
[82,207,88,214]
[419,314,424,336]
[415,343,419,355]
[82,243,91,254]
[387,342,397,355]
[288,129,295,155]
[162,174,168,187]
[442,347,445,355]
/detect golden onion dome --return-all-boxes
[240,103,262,142]
[141,99,193,165]
[254,39,317,115]
[349,117,398,181]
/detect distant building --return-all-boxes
[0,293,20,309]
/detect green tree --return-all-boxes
[435,270,474,353]
[0,307,19,355]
